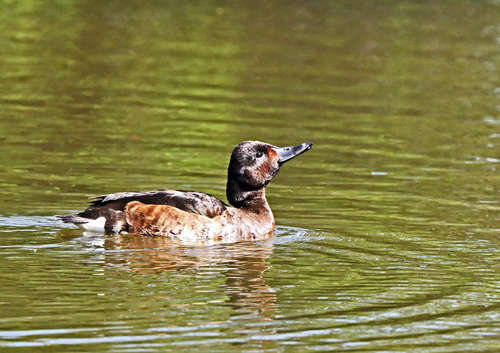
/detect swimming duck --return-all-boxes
[57,140,312,241]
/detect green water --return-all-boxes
[3,1,500,351]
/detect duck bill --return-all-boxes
[273,142,313,165]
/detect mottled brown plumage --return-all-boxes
[57,140,312,242]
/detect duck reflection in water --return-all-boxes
[103,234,277,315]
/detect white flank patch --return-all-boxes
[79,217,106,233]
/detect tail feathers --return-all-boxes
[56,208,128,234]
[56,214,93,224]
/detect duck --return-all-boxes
[57,140,312,242]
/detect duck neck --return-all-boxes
[227,180,270,210]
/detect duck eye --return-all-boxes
[256,151,264,158]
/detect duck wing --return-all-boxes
[88,190,228,218]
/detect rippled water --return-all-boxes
[3,1,500,351]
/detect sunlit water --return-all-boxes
[3,1,500,352]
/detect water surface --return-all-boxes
[2,1,500,351]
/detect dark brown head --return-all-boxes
[226,140,312,207]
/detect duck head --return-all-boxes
[226,140,313,207]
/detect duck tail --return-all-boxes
[56,208,128,234]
